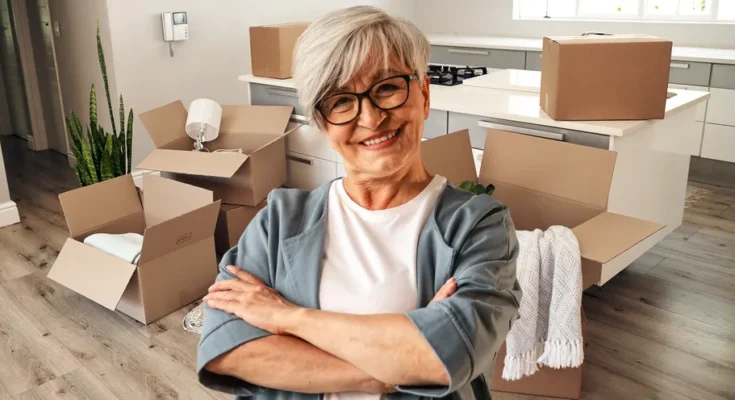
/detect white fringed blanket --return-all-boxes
[502,226,584,381]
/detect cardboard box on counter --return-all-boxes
[215,200,267,254]
[540,34,673,121]
[136,101,293,207]
[250,22,310,79]
[421,129,665,399]
[47,174,221,325]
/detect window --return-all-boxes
[514,0,735,21]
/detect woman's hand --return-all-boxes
[429,277,456,304]
[203,265,299,335]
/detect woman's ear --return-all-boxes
[422,75,431,118]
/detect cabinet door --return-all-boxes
[285,121,339,162]
[250,83,305,115]
[668,84,708,122]
[424,109,448,139]
[471,148,483,177]
[705,88,735,126]
[668,61,712,86]
[430,46,525,69]
[286,152,337,190]
[701,123,735,163]
[525,51,542,71]
[447,112,486,149]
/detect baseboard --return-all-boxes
[689,156,735,190]
[0,201,21,228]
[132,169,160,189]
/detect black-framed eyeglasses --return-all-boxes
[316,74,420,126]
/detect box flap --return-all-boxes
[421,130,478,186]
[221,105,293,135]
[547,34,670,45]
[138,201,221,265]
[47,238,137,311]
[139,100,188,149]
[143,174,214,226]
[136,149,248,178]
[59,175,142,238]
[480,128,616,209]
[572,212,664,264]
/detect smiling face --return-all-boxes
[320,61,431,181]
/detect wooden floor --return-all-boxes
[1,135,734,400]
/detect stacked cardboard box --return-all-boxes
[136,100,295,253]
[250,22,310,79]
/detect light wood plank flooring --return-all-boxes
[1,136,734,400]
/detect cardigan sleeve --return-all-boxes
[398,201,522,396]
[196,205,274,397]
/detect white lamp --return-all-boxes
[186,98,222,151]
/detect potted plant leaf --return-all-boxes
[66,21,133,187]
[460,180,495,196]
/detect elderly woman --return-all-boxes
[196,5,521,400]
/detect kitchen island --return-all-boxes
[238,71,709,287]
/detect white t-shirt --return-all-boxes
[319,175,448,400]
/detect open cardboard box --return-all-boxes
[215,200,267,254]
[421,129,665,398]
[136,100,294,206]
[47,174,221,325]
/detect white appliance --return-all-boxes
[161,12,189,56]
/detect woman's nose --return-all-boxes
[357,97,385,130]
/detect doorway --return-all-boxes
[0,0,68,155]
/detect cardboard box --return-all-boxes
[250,22,309,79]
[47,174,221,325]
[421,129,665,398]
[215,200,267,254]
[540,35,673,121]
[136,101,293,206]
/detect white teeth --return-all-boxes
[363,131,397,146]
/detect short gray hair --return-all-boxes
[292,6,430,129]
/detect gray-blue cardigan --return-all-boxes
[196,179,522,400]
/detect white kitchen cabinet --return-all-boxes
[471,148,483,177]
[705,88,735,127]
[285,121,339,162]
[286,151,337,190]
[447,112,487,149]
[701,123,735,163]
[424,109,448,139]
[336,163,346,178]
[668,84,708,122]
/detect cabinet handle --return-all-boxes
[290,113,308,122]
[266,88,299,98]
[478,121,565,141]
[287,154,313,165]
[670,63,690,69]
[448,48,489,56]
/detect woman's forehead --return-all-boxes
[339,67,411,91]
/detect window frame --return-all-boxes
[514,0,734,22]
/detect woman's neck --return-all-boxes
[342,160,433,211]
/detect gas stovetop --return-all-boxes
[427,64,489,86]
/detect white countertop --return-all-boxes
[239,72,710,137]
[427,33,735,65]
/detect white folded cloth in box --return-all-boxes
[502,225,584,381]
[84,233,144,265]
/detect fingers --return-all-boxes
[429,277,457,304]
[209,278,258,293]
[203,290,242,304]
[205,298,238,314]
[226,265,263,285]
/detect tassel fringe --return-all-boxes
[537,338,584,369]
[501,349,539,381]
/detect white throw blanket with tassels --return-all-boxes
[502,225,584,381]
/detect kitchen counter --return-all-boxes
[238,72,709,137]
[427,33,735,65]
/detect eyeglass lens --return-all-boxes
[319,76,410,125]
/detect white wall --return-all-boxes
[105,0,416,167]
[414,0,735,49]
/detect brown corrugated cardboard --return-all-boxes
[250,22,309,79]
[136,100,293,206]
[421,129,665,399]
[47,174,221,325]
[540,35,673,121]
[215,200,267,254]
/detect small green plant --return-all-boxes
[460,180,495,196]
[66,22,133,187]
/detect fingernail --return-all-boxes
[227,265,236,273]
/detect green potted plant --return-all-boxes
[66,22,133,187]
[460,180,495,196]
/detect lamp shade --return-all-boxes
[185,98,222,144]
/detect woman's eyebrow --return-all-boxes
[370,69,404,80]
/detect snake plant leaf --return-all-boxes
[125,108,133,174]
[459,180,475,191]
[97,22,116,136]
[110,133,121,176]
[126,108,133,173]
[79,132,98,184]
[485,184,495,195]
[100,134,115,181]
[117,132,125,175]
[87,124,100,175]
[119,95,125,144]
[65,116,82,161]
[72,112,83,146]
[89,84,97,130]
